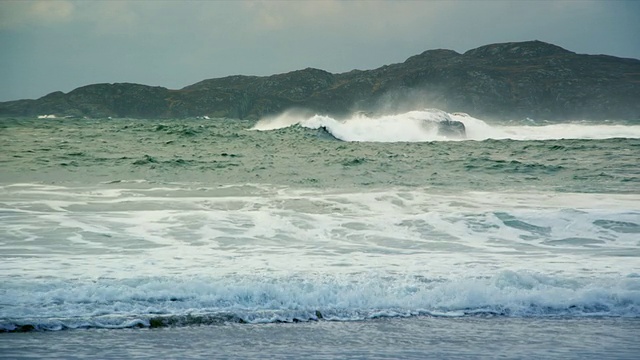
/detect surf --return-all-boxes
[2,270,639,332]
[252,109,640,142]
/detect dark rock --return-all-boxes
[437,120,466,138]
[1,41,639,121]
[413,109,467,138]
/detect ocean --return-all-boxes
[1,110,639,359]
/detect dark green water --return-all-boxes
[1,117,638,193]
[1,116,639,359]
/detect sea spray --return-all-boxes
[253,109,640,142]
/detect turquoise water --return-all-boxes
[1,112,639,358]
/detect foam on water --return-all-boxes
[252,109,640,142]
[2,271,639,331]
[1,183,639,331]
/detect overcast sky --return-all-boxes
[1,0,638,101]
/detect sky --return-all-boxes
[1,0,639,102]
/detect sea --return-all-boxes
[1,109,639,359]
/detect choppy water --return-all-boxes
[1,111,639,358]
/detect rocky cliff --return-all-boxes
[2,41,639,120]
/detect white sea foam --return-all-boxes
[1,184,638,279]
[1,183,639,330]
[252,109,640,142]
[1,270,639,331]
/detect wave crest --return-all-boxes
[251,109,640,142]
[2,271,639,331]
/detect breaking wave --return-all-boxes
[2,271,639,332]
[251,109,640,142]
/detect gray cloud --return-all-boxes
[1,0,638,101]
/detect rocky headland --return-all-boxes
[1,40,639,121]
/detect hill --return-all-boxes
[1,40,639,120]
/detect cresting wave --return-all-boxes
[2,271,640,332]
[251,109,640,142]
[2,184,639,332]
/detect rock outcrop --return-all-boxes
[1,40,639,121]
